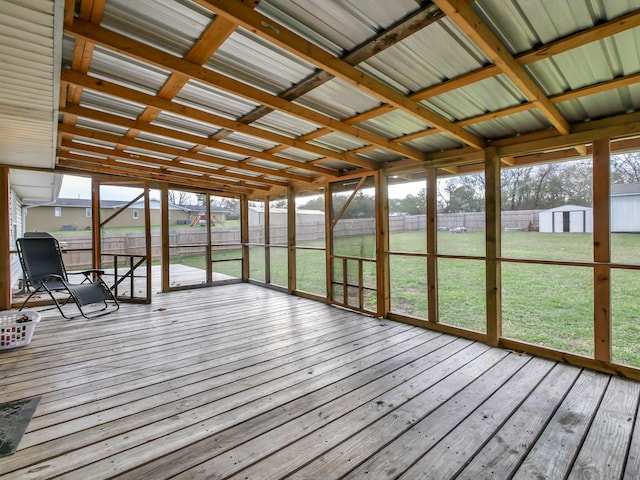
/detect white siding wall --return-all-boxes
[9,189,24,289]
[611,196,640,232]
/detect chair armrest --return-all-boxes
[68,269,106,276]
[80,269,106,276]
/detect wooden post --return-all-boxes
[160,184,170,293]
[378,171,390,317]
[143,182,152,301]
[325,184,332,301]
[240,195,249,282]
[287,186,296,294]
[426,168,438,323]
[91,178,101,268]
[0,167,10,310]
[485,147,501,346]
[205,193,212,283]
[593,138,611,363]
[265,196,271,284]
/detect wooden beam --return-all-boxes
[433,0,570,135]
[195,0,485,150]
[64,20,430,162]
[592,138,611,363]
[497,111,640,158]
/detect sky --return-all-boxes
[59,174,427,201]
[59,175,149,200]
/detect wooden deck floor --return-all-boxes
[1,283,640,479]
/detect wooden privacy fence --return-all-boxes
[58,211,541,269]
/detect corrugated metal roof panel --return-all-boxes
[199,148,247,162]
[174,80,259,119]
[356,148,403,163]
[206,27,316,95]
[122,146,176,161]
[360,18,489,95]
[358,110,430,140]
[251,110,319,138]
[473,0,640,54]
[101,0,213,57]
[310,131,367,152]
[403,133,470,153]
[80,90,146,120]
[465,110,552,140]
[258,0,419,55]
[75,117,129,136]
[135,132,196,151]
[427,75,527,123]
[152,111,219,138]
[0,0,59,172]
[296,77,381,120]
[275,147,322,162]
[88,46,170,94]
[220,132,278,151]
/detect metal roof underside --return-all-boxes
[4,0,640,199]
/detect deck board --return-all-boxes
[1,283,639,479]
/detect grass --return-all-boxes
[71,226,640,368]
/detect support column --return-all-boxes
[485,147,501,346]
[0,167,10,310]
[160,184,170,292]
[91,178,101,268]
[593,138,611,363]
[241,195,249,282]
[377,171,390,317]
[426,168,438,323]
[287,186,296,294]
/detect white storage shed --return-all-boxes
[539,205,593,233]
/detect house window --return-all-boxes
[133,209,139,219]
[54,207,61,217]
[85,208,92,218]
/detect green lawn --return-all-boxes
[147,229,640,368]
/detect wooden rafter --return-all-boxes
[194,0,485,149]
[57,157,254,194]
[57,125,318,185]
[58,140,284,190]
[60,70,359,172]
[64,20,429,163]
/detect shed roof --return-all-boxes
[3,0,640,199]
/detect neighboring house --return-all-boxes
[23,198,190,231]
[539,205,593,233]
[611,183,640,232]
[179,204,231,226]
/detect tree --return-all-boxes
[612,152,640,184]
[168,190,194,205]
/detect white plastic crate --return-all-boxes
[0,310,41,349]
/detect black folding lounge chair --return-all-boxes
[16,234,119,319]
